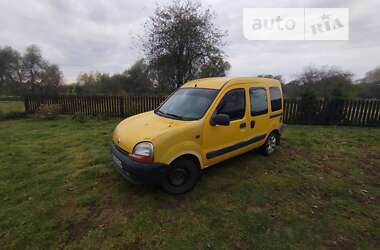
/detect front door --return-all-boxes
[203,86,249,166]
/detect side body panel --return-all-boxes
[200,79,283,168]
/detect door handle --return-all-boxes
[250,120,255,128]
[240,122,246,128]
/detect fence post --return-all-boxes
[119,96,125,117]
[23,96,29,113]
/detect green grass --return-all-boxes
[0,101,25,113]
[0,118,379,249]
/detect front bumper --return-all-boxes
[110,143,167,185]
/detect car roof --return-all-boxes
[181,77,280,90]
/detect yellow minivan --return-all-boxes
[111,77,284,194]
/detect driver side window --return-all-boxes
[215,88,245,120]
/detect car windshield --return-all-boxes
[155,88,218,120]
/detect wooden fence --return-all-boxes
[24,95,167,118]
[283,99,380,127]
[24,95,380,127]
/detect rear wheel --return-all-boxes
[161,158,200,194]
[261,132,279,156]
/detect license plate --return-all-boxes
[112,155,122,169]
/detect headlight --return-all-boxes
[133,142,153,156]
[130,142,154,163]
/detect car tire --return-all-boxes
[161,158,200,194]
[261,132,279,156]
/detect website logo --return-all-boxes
[243,8,349,40]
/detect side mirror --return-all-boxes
[210,114,230,126]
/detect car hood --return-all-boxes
[112,111,190,153]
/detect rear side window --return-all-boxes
[250,88,268,116]
[216,88,245,120]
[269,87,282,112]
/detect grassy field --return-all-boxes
[0,101,25,113]
[0,118,379,249]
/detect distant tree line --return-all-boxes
[66,59,155,96]
[283,66,380,99]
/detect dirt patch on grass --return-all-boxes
[126,237,144,250]
[65,220,93,245]
[94,207,130,228]
[360,147,380,165]
[277,145,309,161]
[58,203,99,248]
[58,200,88,224]
[94,189,140,227]
[153,193,189,210]
[99,171,123,184]
[58,189,139,247]
[314,155,335,173]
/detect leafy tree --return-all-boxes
[40,64,63,95]
[0,46,24,95]
[198,56,230,79]
[354,67,380,98]
[142,0,230,91]
[22,45,45,91]
[354,82,380,99]
[123,59,153,95]
[0,45,63,96]
[77,72,104,95]
[363,67,380,83]
[257,74,283,82]
[282,80,303,98]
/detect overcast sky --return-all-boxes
[0,0,379,83]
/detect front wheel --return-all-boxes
[261,132,279,156]
[161,158,200,194]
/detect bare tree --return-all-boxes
[142,0,230,91]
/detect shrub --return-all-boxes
[72,112,88,123]
[0,111,27,121]
[95,113,110,121]
[299,87,320,124]
[34,104,62,120]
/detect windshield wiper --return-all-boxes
[165,112,185,120]
[156,110,185,120]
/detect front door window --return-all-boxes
[215,88,245,120]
